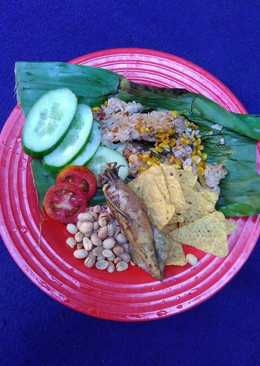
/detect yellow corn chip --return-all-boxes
[129,171,175,230]
[159,164,187,215]
[180,187,217,224]
[165,239,187,266]
[169,211,229,257]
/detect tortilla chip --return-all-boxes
[169,211,229,257]
[129,171,175,230]
[161,164,197,190]
[159,164,187,215]
[195,183,219,204]
[165,239,187,266]
[180,187,217,225]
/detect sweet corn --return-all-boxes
[171,111,179,118]
[197,166,205,175]
[192,155,201,164]
[169,138,176,147]
[180,136,190,145]
[201,152,208,160]
[92,106,101,113]
[194,138,201,146]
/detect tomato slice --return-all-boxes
[44,183,87,223]
[56,166,97,200]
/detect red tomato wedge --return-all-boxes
[56,166,97,200]
[43,183,87,223]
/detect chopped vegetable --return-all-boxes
[71,121,101,165]
[56,166,97,201]
[43,104,93,171]
[43,183,88,223]
[87,146,129,180]
[22,88,77,157]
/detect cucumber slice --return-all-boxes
[22,88,77,157]
[43,104,93,171]
[71,121,101,165]
[87,146,129,180]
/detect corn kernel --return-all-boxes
[197,166,205,175]
[171,111,179,118]
[192,155,201,164]
[138,166,147,173]
[180,137,190,145]
[201,153,208,160]
[92,106,101,113]
[168,127,175,135]
[194,138,201,146]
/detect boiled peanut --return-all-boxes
[78,212,94,222]
[90,233,102,246]
[107,223,116,237]
[92,246,103,257]
[78,221,93,234]
[97,226,108,240]
[102,249,113,258]
[96,260,109,270]
[116,261,128,272]
[74,231,84,242]
[114,257,121,265]
[66,237,76,248]
[113,245,124,256]
[98,216,107,227]
[119,253,131,263]
[107,263,115,273]
[84,254,96,268]
[115,233,127,244]
[66,224,77,235]
[103,238,116,249]
[93,222,99,231]
[73,249,88,259]
[83,237,93,251]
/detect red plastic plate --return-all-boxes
[0,48,259,321]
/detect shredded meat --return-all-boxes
[205,164,227,193]
[99,98,181,144]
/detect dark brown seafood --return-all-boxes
[102,163,162,280]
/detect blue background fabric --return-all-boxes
[0,1,260,365]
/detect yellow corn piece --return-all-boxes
[194,138,201,146]
[192,155,201,164]
[180,137,190,145]
[171,111,179,118]
[92,106,101,113]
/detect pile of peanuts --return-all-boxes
[66,205,133,273]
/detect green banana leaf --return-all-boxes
[15,62,120,115]
[31,159,56,206]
